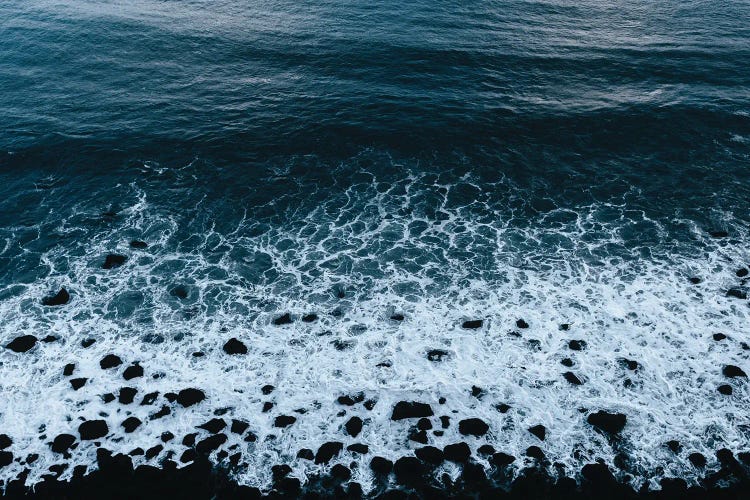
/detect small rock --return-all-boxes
[417,417,432,431]
[528,425,546,441]
[408,429,428,444]
[561,358,574,367]
[100,354,122,369]
[737,268,749,278]
[393,456,427,486]
[301,313,318,322]
[345,417,363,437]
[50,434,76,454]
[526,446,545,460]
[587,411,627,434]
[176,388,205,407]
[123,363,143,380]
[688,452,706,467]
[347,443,369,454]
[689,277,701,284]
[119,387,137,404]
[496,404,511,413]
[568,340,586,351]
[314,441,343,464]
[713,333,727,341]
[230,420,249,434]
[297,448,314,460]
[462,319,483,329]
[718,384,733,395]
[274,415,296,428]
[102,254,127,269]
[145,445,163,459]
[70,378,87,390]
[458,418,489,437]
[63,363,75,376]
[723,365,747,378]
[726,287,747,299]
[129,240,148,249]
[198,418,226,434]
[563,371,583,385]
[223,338,247,355]
[273,313,293,326]
[516,319,529,329]
[391,401,434,420]
[491,452,515,467]
[140,392,158,405]
[331,464,351,481]
[427,349,450,361]
[390,313,404,321]
[121,417,141,433]
[42,288,70,306]
[6,335,37,353]
[196,434,227,454]
[78,420,108,440]
[261,384,275,395]
[666,440,682,454]
[337,393,365,406]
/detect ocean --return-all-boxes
[1,0,749,497]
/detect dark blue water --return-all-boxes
[1,0,750,494]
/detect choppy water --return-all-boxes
[1,0,749,494]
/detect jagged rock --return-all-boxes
[63,363,75,376]
[230,420,249,435]
[528,425,546,441]
[491,452,515,467]
[314,442,343,464]
[526,446,545,460]
[103,254,127,269]
[391,401,433,420]
[100,354,122,369]
[462,319,483,329]
[440,416,450,428]
[198,418,226,434]
[42,288,70,306]
[79,420,108,440]
[6,335,37,353]
[587,411,626,434]
[70,378,87,390]
[121,417,141,433]
[408,429,428,444]
[123,363,143,380]
[223,338,247,355]
[176,388,205,407]
[345,416,363,437]
[458,418,488,437]
[337,393,365,406]
[443,442,471,462]
[478,444,495,456]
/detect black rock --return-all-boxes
[103,254,127,269]
[723,365,747,378]
[145,445,163,459]
[689,277,702,284]
[198,418,226,434]
[427,349,450,361]
[737,268,749,278]
[230,420,249,435]
[713,333,727,341]
[0,451,11,468]
[261,384,275,395]
[688,452,706,467]
[314,441,343,464]
[301,314,318,323]
[100,354,123,369]
[528,425,546,441]
[393,456,427,486]
[331,464,351,481]
[471,385,485,399]
[563,371,583,385]
[561,358,574,367]
[478,445,495,456]
[587,411,627,434]
[196,434,227,454]
[274,415,296,428]
[440,416,450,428]
[526,446,545,460]
[63,363,75,376]
[370,456,393,475]
[182,433,197,446]
[223,338,247,355]
[408,429,428,444]
[297,448,314,460]
[458,418,489,437]
[42,335,58,343]
[443,442,471,462]
[347,443,369,454]
[129,240,148,249]
[666,440,682,453]
[271,464,292,480]
[415,446,443,465]
[121,417,141,433]
[176,388,205,407]
[709,230,729,238]
[170,286,189,299]
[50,434,76,454]
[462,319,483,329]
[491,452,515,467]
[496,403,511,413]
[417,417,432,431]
[568,340,586,351]
[42,288,70,306]
[81,338,96,348]
[119,387,137,404]
[516,319,529,329]
[262,402,274,412]
[70,378,87,390]
[391,401,434,420]
[102,393,116,403]
[273,313,293,326]
[390,313,404,321]
[337,393,365,406]
[6,335,37,353]
[79,420,108,440]
[140,392,158,405]
[345,416,363,437]
[619,358,639,370]
[160,431,174,442]
[123,363,144,380]
[718,384,733,395]
[150,406,171,420]
[727,288,747,299]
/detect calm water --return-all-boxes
[1,0,749,492]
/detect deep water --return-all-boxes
[1,0,750,497]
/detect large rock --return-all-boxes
[587,411,626,434]
[6,335,37,353]
[176,388,205,407]
[79,420,108,440]
[103,254,127,269]
[458,418,489,437]
[223,338,247,355]
[42,288,70,306]
[314,441,343,464]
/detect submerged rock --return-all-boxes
[102,254,127,269]
[6,335,37,353]
[427,349,450,361]
[42,288,70,306]
[272,313,293,326]
[129,240,148,249]
[301,313,318,322]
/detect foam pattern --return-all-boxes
[0,153,748,493]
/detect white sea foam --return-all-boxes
[0,160,748,492]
